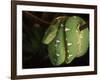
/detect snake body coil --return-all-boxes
[42,16,89,66]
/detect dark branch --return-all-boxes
[24,12,50,25]
[79,23,89,31]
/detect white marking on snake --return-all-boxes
[67,43,72,46]
[65,28,70,32]
[67,50,69,53]
[73,16,77,19]
[68,55,73,58]
[56,40,60,43]
[61,24,64,27]
[56,54,60,57]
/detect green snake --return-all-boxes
[42,16,89,66]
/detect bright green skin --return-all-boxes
[65,16,89,63]
[76,28,89,57]
[42,16,89,66]
[48,23,66,66]
[42,19,60,44]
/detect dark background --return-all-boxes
[22,11,89,69]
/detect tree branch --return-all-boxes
[24,12,50,25]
